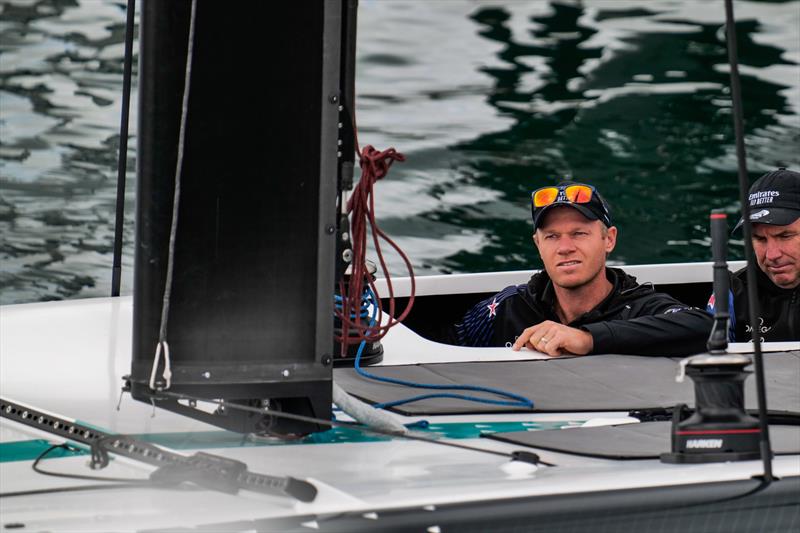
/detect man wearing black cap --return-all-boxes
[452,181,713,356]
[709,168,800,341]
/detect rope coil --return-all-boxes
[336,144,416,354]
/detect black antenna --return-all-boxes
[706,211,731,354]
[111,0,136,297]
[723,0,773,483]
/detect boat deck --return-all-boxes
[1,295,798,531]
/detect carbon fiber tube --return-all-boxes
[707,211,730,353]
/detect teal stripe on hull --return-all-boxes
[0,439,87,463]
[0,420,576,463]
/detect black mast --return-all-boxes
[130,0,345,435]
[110,0,136,297]
[723,0,772,482]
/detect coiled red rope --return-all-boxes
[336,144,416,353]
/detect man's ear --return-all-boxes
[605,226,618,254]
[532,232,540,250]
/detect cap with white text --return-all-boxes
[734,168,800,231]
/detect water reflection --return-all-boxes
[1,0,137,303]
[423,1,800,273]
[1,0,799,303]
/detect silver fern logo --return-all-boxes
[749,209,770,220]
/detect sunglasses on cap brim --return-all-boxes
[532,184,595,208]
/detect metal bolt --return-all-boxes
[326,225,336,234]
[338,105,343,112]
[281,369,290,378]
[338,122,343,129]
[342,232,349,242]
[342,249,353,262]
[338,139,343,146]
[21,411,28,419]
[322,355,332,366]
[329,94,339,104]
[202,371,211,379]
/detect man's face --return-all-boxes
[533,207,617,289]
[752,217,800,289]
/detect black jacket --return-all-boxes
[718,267,799,342]
[453,267,713,356]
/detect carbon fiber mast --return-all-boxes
[722,0,773,481]
[129,0,352,435]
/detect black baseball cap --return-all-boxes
[734,168,800,231]
[531,181,612,230]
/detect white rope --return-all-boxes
[332,382,407,435]
[148,341,172,391]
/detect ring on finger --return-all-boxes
[540,337,549,344]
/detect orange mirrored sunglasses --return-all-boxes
[532,184,595,208]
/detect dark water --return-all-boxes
[2,0,799,304]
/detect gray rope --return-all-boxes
[332,382,408,434]
[151,0,198,390]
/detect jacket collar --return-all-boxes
[527,267,649,322]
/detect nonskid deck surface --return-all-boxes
[335,352,800,415]
[1,295,798,531]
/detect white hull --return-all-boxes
[1,263,798,531]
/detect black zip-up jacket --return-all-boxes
[453,267,713,356]
[718,267,799,342]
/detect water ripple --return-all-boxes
[1,0,799,303]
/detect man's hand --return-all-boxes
[511,321,594,357]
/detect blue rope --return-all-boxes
[348,288,534,410]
